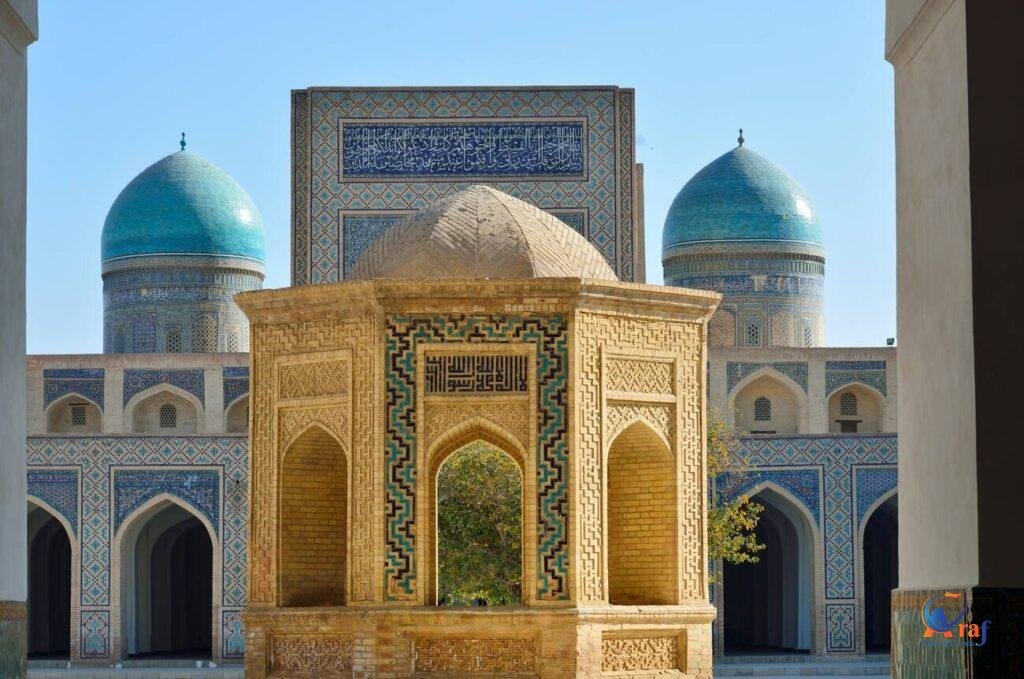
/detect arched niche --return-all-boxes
[722,485,815,654]
[279,425,348,607]
[731,370,805,434]
[828,383,885,434]
[27,502,73,658]
[45,393,102,434]
[126,385,203,435]
[114,496,216,659]
[606,421,677,605]
[225,394,249,434]
[425,419,528,607]
[860,493,898,653]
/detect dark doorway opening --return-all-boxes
[724,490,812,655]
[863,495,898,653]
[27,507,71,659]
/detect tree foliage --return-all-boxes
[707,413,764,577]
[437,442,522,606]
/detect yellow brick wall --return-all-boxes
[607,422,678,605]
[280,426,347,606]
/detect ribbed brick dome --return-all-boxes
[348,185,617,281]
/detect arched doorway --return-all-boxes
[863,494,898,652]
[607,421,677,605]
[434,440,523,606]
[27,505,71,658]
[723,487,813,654]
[280,425,348,606]
[121,502,212,658]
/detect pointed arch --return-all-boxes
[422,416,531,606]
[729,367,808,434]
[279,424,349,607]
[124,384,204,434]
[827,382,886,434]
[858,490,898,653]
[721,482,820,654]
[224,394,249,434]
[110,493,220,660]
[45,393,102,434]
[606,420,678,605]
[26,499,77,659]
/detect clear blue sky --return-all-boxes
[26,0,895,353]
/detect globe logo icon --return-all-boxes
[922,592,968,637]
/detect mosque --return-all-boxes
[22,86,896,672]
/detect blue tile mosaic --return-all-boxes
[674,274,824,298]
[123,369,205,406]
[113,468,220,536]
[43,369,105,409]
[340,120,586,180]
[716,467,822,526]
[27,468,79,536]
[727,361,809,393]
[826,603,856,652]
[342,213,407,276]
[222,367,249,408]
[826,361,888,397]
[854,466,898,526]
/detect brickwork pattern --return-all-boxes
[270,635,352,675]
[280,427,347,606]
[601,635,678,672]
[607,424,677,605]
[413,637,536,673]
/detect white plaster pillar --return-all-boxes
[205,367,224,433]
[806,357,828,434]
[0,1,38,674]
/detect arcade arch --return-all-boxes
[26,503,72,658]
[828,383,884,434]
[126,385,203,435]
[731,370,805,434]
[45,393,102,434]
[861,493,898,652]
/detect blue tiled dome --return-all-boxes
[662,145,822,250]
[101,151,265,262]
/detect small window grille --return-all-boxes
[226,327,241,352]
[159,404,177,429]
[803,325,813,347]
[70,404,87,427]
[746,322,761,347]
[753,396,771,421]
[840,392,858,416]
[165,329,182,353]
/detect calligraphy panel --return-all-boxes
[339,118,587,181]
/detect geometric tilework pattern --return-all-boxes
[112,468,220,535]
[43,368,105,409]
[854,466,898,526]
[736,434,897,652]
[27,468,79,536]
[826,603,856,652]
[222,367,249,409]
[384,314,569,601]
[292,88,637,284]
[726,361,808,393]
[825,361,887,397]
[123,369,205,406]
[26,436,248,659]
[716,467,822,526]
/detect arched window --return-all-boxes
[159,404,177,429]
[840,392,858,416]
[754,396,772,421]
[746,321,762,347]
[191,315,217,353]
[164,328,182,353]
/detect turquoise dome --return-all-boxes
[101,151,265,262]
[663,145,822,250]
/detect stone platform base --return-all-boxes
[892,587,1024,678]
[0,600,27,679]
[243,604,715,678]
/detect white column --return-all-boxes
[0,1,39,675]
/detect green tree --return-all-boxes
[707,413,764,579]
[437,442,522,605]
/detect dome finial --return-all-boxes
[737,128,745,147]
[179,132,187,151]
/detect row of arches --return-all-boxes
[45,390,248,435]
[732,370,886,435]
[720,487,897,655]
[27,497,216,660]
[277,418,678,608]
